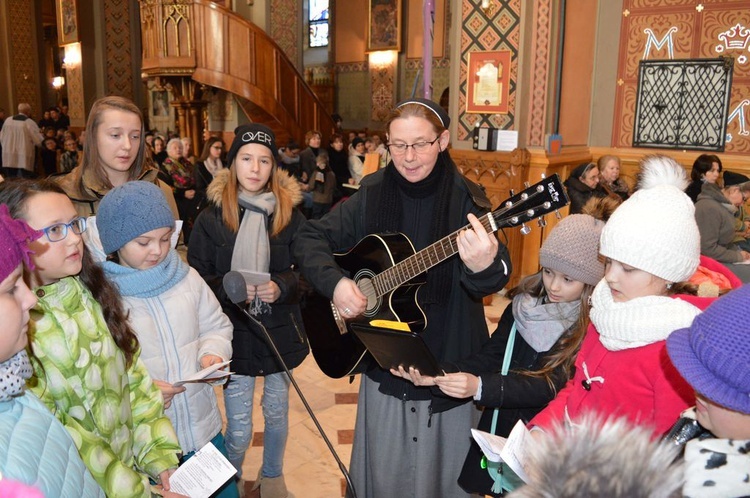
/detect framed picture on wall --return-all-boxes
[56,0,79,45]
[466,50,512,114]
[367,0,402,52]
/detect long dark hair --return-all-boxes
[198,136,224,163]
[690,154,722,183]
[0,178,139,367]
[507,272,593,392]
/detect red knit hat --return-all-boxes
[0,204,41,282]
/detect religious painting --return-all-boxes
[56,0,79,45]
[466,50,512,114]
[367,0,402,52]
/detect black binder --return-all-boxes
[350,323,444,377]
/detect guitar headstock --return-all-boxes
[491,174,568,230]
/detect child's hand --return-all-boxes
[200,354,224,369]
[256,281,281,303]
[154,380,186,409]
[434,372,479,399]
[156,468,189,498]
[390,366,437,386]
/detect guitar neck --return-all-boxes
[373,212,497,296]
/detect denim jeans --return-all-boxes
[223,372,291,479]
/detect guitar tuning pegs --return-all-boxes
[540,173,546,179]
[520,223,531,235]
[555,210,563,220]
[537,217,547,228]
[523,182,530,188]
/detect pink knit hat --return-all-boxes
[0,204,41,281]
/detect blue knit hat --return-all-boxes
[667,284,750,414]
[97,181,175,255]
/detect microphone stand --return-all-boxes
[231,302,358,498]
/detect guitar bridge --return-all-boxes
[330,301,348,335]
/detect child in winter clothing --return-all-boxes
[666,283,750,497]
[0,204,104,498]
[530,155,705,437]
[189,123,309,498]
[307,150,336,219]
[394,212,606,496]
[97,181,238,498]
[0,179,182,497]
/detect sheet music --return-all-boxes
[471,419,531,483]
[169,442,236,497]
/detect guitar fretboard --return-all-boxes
[370,186,550,297]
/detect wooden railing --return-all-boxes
[139,0,335,146]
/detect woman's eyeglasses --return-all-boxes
[386,136,440,155]
[41,217,87,242]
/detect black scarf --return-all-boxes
[367,153,455,305]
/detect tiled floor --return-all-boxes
[217,294,509,497]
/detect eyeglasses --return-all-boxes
[41,217,87,242]
[211,145,223,150]
[386,137,440,155]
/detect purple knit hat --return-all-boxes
[667,284,750,414]
[0,204,41,281]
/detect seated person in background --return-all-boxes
[723,171,750,251]
[348,137,366,184]
[694,169,750,282]
[40,137,59,177]
[597,154,629,201]
[59,137,79,173]
[563,162,607,214]
[665,283,750,498]
[278,139,301,177]
[685,154,721,203]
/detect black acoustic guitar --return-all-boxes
[301,174,569,378]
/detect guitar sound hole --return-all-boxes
[354,273,380,316]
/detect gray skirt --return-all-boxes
[348,375,480,498]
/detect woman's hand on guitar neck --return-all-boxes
[457,213,499,273]
[332,277,367,318]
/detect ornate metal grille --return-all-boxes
[633,58,734,151]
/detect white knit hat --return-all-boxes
[599,155,700,283]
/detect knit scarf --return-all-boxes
[102,249,189,298]
[369,154,455,305]
[591,280,701,351]
[232,191,276,315]
[683,436,750,497]
[512,292,580,352]
[0,350,33,402]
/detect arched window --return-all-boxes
[309,0,329,48]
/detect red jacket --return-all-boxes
[529,323,694,436]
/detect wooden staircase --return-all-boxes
[140,0,335,147]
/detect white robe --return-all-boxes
[0,115,42,171]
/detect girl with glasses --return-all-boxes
[0,179,182,497]
[194,136,226,215]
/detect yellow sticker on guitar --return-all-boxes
[369,320,412,332]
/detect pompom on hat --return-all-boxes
[667,283,750,414]
[226,123,277,167]
[599,155,700,283]
[0,204,41,282]
[539,214,605,287]
[97,181,175,255]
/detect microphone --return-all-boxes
[222,271,357,498]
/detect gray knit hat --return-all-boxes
[539,214,605,287]
[97,181,175,255]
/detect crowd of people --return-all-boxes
[1,94,749,498]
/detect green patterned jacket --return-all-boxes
[28,276,181,497]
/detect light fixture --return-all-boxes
[63,43,82,67]
[52,76,65,89]
[480,0,491,15]
[369,50,397,69]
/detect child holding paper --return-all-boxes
[188,124,309,497]
[96,181,237,498]
[393,210,608,496]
